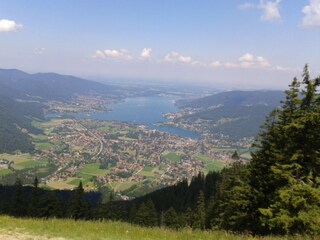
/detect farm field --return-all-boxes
[0,153,48,170]
[79,163,109,178]
[46,177,77,190]
[195,155,228,174]
[163,152,182,162]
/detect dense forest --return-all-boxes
[0,95,43,153]
[0,66,319,236]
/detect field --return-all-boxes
[195,155,228,174]
[79,163,109,178]
[46,178,77,190]
[46,163,108,190]
[140,166,156,177]
[240,152,252,160]
[163,152,182,163]
[0,153,48,170]
[0,168,13,176]
[0,215,306,240]
[31,119,67,151]
[116,181,136,191]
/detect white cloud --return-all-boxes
[93,50,105,59]
[210,61,222,68]
[239,53,254,62]
[104,49,132,60]
[139,48,152,60]
[209,53,272,70]
[164,52,192,64]
[35,47,46,55]
[0,19,22,32]
[190,61,207,67]
[163,52,206,66]
[256,56,271,68]
[240,61,255,68]
[238,3,255,10]
[238,53,271,69]
[93,49,132,61]
[274,65,289,71]
[301,0,320,27]
[91,48,278,73]
[274,65,298,72]
[258,0,282,22]
[224,62,239,69]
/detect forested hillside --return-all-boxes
[0,69,122,101]
[0,96,43,152]
[178,90,284,109]
[176,90,284,139]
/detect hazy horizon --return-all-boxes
[1,0,319,90]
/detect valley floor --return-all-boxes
[0,215,310,240]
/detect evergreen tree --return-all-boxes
[129,203,137,223]
[145,199,158,227]
[184,207,194,228]
[178,213,187,228]
[231,150,240,160]
[11,178,25,217]
[208,163,251,231]
[0,186,10,215]
[67,181,90,220]
[163,207,179,229]
[193,191,206,229]
[39,191,63,218]
[248,66,320,235]
[187,172,205,209]
[134,202,148,226]
[112,202,127,221]
[93,201,108,220]
[134,200,158,227]
[204,171,220,201]
[28,177,40,217]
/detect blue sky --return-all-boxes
[0,0,319,89]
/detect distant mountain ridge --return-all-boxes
[177,90,285,139]
[0,69,122,101]
[177,90,284,108]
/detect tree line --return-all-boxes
[0,66,319,236]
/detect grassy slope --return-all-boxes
[0,215,305,240]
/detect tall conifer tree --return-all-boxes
[29,177,40,217]
[249,65,320,235]
[67,181,90,220]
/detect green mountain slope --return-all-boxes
[177,91,285,139]
[0,69,122,101]
[0,68,121,153]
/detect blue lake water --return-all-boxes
[48,96,200,139]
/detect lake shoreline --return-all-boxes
[46,96,200,139]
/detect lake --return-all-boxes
[48,96,200,138]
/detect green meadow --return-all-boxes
[0,153,48,170]
[163,152,182,163]
[0,215,305,240]
[195,155,227,174]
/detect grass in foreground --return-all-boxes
[0,215,309,240]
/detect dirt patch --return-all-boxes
[0,229,66,240]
